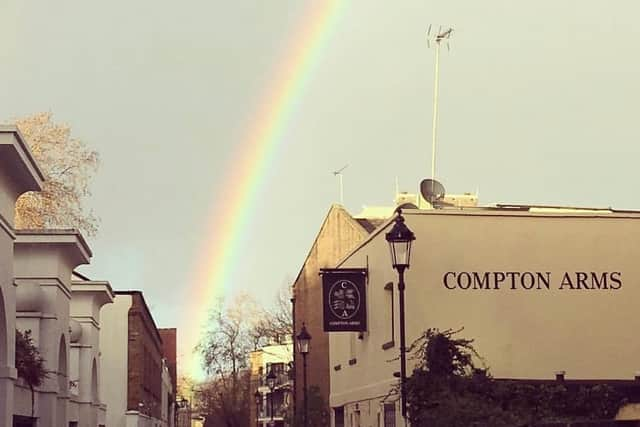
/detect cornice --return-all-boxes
[0,214,15,239]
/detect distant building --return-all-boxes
[159,329,177,394]
[250,342,293,427]
[161,359,175,427]
[101,291,171,427]
[159,328,177,426]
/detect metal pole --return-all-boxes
[270,389,274,426]
[303,353,308,427]
[431,41,441,180]
[397,266,408,419]
[291,296,297,425]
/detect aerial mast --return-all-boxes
[427,26,454,180]
[333,164,348,205]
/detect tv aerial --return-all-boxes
[420,178,446,207]
[426,25,454,181]
[333,164,348,205]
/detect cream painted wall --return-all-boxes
[330,209,640,426]
[14,231,91,427]
[70,282,114,427]
[100,293,133,427]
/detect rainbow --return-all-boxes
[183,0,347,378]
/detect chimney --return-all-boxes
[555,370,566,381]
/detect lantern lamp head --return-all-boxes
[385,208,415,270]
[266,366,277,390]
[296,323,312,355]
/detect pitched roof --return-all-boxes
[292,204,379,288]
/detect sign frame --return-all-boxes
[320,268,368,332]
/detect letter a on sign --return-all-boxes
[320,268,367,332]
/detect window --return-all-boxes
[382,282,395,349]
[383,403,396,427]
[334,406,345,427]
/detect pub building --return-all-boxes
[320,191,640,427]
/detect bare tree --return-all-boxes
[250,283,293,348]
[197,286,294,427]
[197,294,259,427]
[13,113,99,236]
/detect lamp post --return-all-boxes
[254,390,262,427]
[385,208,415,420]
[266,366,277,427]
[296,323,312,427]
[179,398,189,427]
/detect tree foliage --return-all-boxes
[14,112,99,236]
[405,328,628,427]
[15,329,48,417]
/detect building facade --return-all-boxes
[100,291,171,427]
[330,206,640,426]
[69,275,114,427]
[0,126,44,427]
[1,126,115,426]
[250,342,293,427]
[292,204,380,425]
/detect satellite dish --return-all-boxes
[420,179,446,205]
[398,202,418,210]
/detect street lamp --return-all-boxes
[296,323,312,427]
[177,398,190,427]
[267,366,277,426]
[254,390,262,427]
[385,208,415,419]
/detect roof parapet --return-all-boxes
[0,125,44,192]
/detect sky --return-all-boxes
[2,0,640,378]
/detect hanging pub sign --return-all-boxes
[320,268,367,332]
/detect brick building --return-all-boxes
[101,290,170,427]
[126,292,164,418]
[292,204,382,425]
[159,328,177,396]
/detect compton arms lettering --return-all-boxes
[443,271,622,291]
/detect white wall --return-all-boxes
[101,294,133,427]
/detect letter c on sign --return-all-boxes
[444,272,456,289]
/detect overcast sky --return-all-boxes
[2,0,640,375]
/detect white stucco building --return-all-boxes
[1,126,114,426]
[69,274,115,427]
[0,126,44,427]
[329,204,640,426]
